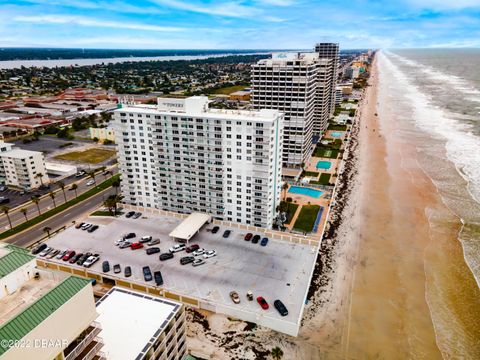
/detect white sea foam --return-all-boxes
[379,52,480,206]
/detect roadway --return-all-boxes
[6,187,116,248]
[0,167,118,231]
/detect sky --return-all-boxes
[0,0,479,49]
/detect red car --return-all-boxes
[257,296,269,310]
[62,250,75,261]
[130,242,144,250]
[244,233,253,241]
[186,244,200,253]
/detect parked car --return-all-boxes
[147,238,160,246]
[102,260,110,273]
[39,247,53,257]
[260,237,269,246]
[154,271,164,286]
[0,197,10,204]
[222,230,231,238]
[0,185,6,192]
[113,264,121,274]
[119,241,132,249]
[124,232,136,239]
[77,253,92,265]
[192,258,206,267]
[274,300,289,316]
[132,212,142,219]
[83,255,100,268]
[230,291,240,304]
[130,242,144,250]
[180,256,195,265]
[114,238,125,246]
[257,296,269,310]
[244,233,253,241]
[252,235,261,244]
[75,171,86,177]
[56,250,67,260]
[124,266,132,277]
[86,180,95,186]
[62,250,75,261]
[87,225,99,233]
[246,291,254,301]
[125,211,135,218]
[140,235,152,243]
[81,223,92,230]
[159,253,174,261]
[185,244,199,253]
[211,226,220,234]
[192,248,205,257]
[75,222,85,229]
[146,247,160,255]
[47,249,60,259]
[169,244,186,253]
[203,250,217,259]
[143,266,152,281]
[31,243,47,255]
[69,253,83,264]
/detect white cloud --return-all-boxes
[14,15,185,32]
[256,0,296,6]
[403,0,480,10]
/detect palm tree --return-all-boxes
[49,191,57,208]
[35,173,44,186]
[88,171,97,186]
[70,183,78,198]
[31,195,41,215]
[1,206,12,229]
[57,181,67,203]
[111,179,120,195]
[282,182,289,201]
[104,195,123,216]
[271,347,283,360]
[43,226,51,238]
[20,208,28,222]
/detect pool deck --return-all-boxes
[306,156,339,177]
[326,129,346,140]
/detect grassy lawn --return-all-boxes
[0,175,120,240]
[293,205,320,233]
[284,203,299,225]
[314,148,339,159]
[310,173,331,186]
[303,171,319,177]
[211,85,248,95]
[328,124,348,131]
[55,148,116,164]
[90,209,123,216]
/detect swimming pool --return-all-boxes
[331,131,343,138]
[316,160,332,170]
[288,186,323,198]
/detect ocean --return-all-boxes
[378,49,480,357]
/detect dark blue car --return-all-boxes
[260,237,268,246]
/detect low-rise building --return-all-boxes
[228,89,251,101]
[0,141,49,189]
[89,127,115,143]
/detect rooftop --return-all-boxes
[96,287,182,360]
[169,212,212,241]
[0,276,91,355]
[1,147,41,159]
[0,244,34,279]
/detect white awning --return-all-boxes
[168,213,212,241]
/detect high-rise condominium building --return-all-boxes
[251,52,319,167]
[314,58,335,135]
[113,96,283,229]
[315,43,340,116]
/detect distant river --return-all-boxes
[0,52,269,69]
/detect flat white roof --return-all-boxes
[169,213,211,241]
[96,287,181,360]
[1,148,40,159]
[45,162,77,172]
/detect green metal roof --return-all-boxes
[0,245,35,279]
[0,276,91,356]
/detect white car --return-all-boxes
[86,180,95,186]
[81,223,92,230]
[56,250,67,260]
[47,249,60,259]
[140,235,152,243]
[203,250,217,259]
[114,238,125,246]
[169,244,186,253]
[39,247,53,257]
[192,258,206,267]
[192,248,205,257]
[83,255,100,268]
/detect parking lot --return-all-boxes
[39,212,319,336]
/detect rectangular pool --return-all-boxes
[316,160,332,170]
[288,186,323,198]
[331,131,343,138]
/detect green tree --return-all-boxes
[1,206,12,229]
[57,180,67,203]
[20,207,28,222]
[112,179,120,194]
[43,226,51,238]
[271,347,283,360]
[35,173,44,186]
[31,195,41,215]
[70,183,78,198]
[49,191,57,208]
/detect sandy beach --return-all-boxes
[185,55,480,359]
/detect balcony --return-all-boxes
[64,321,102,360]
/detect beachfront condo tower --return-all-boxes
[113,96,283,229]
[315,42,340,116]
